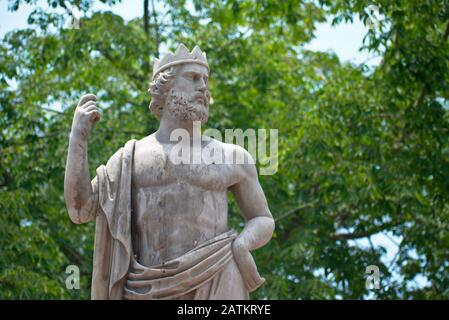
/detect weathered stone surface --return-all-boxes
[64,44,275,300]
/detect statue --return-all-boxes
[64,44,275,300]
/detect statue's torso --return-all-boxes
[131,134,244,267]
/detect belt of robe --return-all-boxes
[123,230,238,300]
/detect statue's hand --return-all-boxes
[232,238,266,293]
[71,93,100,140]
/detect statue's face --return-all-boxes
[164,63,210,123]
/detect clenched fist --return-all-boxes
[71,94,100,141]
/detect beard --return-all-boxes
[166,89,210,123]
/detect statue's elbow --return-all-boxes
[67,206,91,225]
[265,216,275,240]
[253,215,275,247]
[64,190,97,224]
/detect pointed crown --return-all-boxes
[152,44,209,79]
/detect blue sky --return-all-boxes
[0,0,427,295]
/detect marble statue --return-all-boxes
[64,44,275,300]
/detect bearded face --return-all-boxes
[150,63,210,124]
[166,87,210,123]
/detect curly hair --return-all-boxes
[148,66,178,119]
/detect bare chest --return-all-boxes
[131,142,241,191]
[130,141,237,263]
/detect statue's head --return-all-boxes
[148,44,210,124]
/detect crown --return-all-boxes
[152,44,209,79]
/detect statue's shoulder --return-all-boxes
[201,135,237,151]
[224,141,255,165]
[104,139,138,169]
[133,133,161,154]
[203,136,256,169]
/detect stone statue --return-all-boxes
[64,44,275,300]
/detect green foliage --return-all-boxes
[0,0,448,299]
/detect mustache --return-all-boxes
[169,89,210,105]
[191,92,210,106]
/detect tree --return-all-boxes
[0,0,448,299]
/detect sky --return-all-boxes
[0,0,381,66]
[0,0,427,295]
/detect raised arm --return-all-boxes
[64,94,100,224]
[229,149,275,292]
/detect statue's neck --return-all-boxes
[155,116,201,143]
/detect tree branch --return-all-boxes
[42,107,64,114]
[330,221,401,240]
[275,201,317,222]
[2,130,67,152]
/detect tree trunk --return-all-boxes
[151,0,160,57]
[143,0,150,36]
[143,0,150,76]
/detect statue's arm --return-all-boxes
[229,149,275,291]
[64,94,100,224]
[230,164,275,250]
